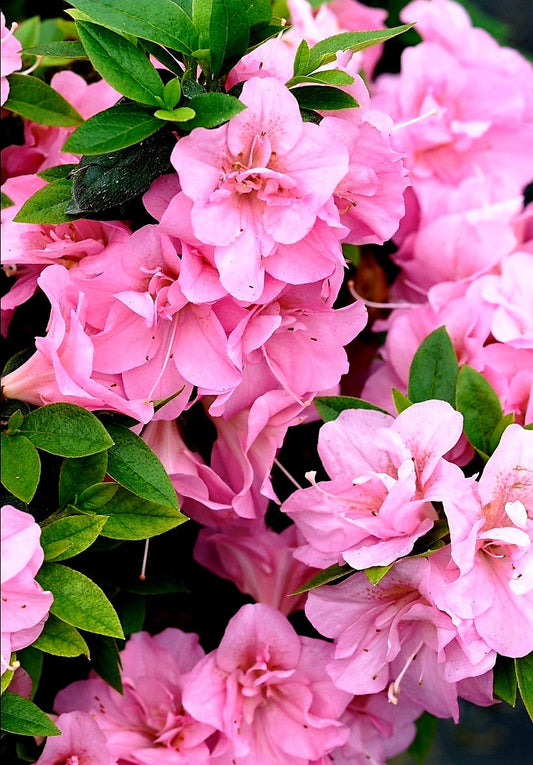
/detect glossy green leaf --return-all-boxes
[86,635,123,693]
[314,395,389,422]
[1,432,41,503]
[292,562,354,595]
[13,178,75,225]
[37,163,79,181]
[68,0,198,54]
[288,70,355,87]
[308,25,414,71]
[17,646,43,700]
[77,482,119,510]
[104,422,179,509]
[90,487,187,539]
[63,102,163,155]
[242,0,272,29]
[455,365,503,458]
[408,326,459,406]
[43,540,73,561]
[7,409,25,431]
[77,22,165,106]
[163,77,182,109]
[154,106,196,122]
[37,562,124,638]
[392,388,412,414]
[489,413,515,453]
[4,72,83,126]
[192,0,249,77]
[515,651,533,722]
[494,655,517,706]
[20,403,114,457]
[181,92,246,130]
[291,85,358,111]
[364,564,393,585]
[1,666,15,694]
[59,452,109,509]
[408,712,438,764]
[0,693,60,737]
[293,38,310,76]
[41,515,108,561]
[23,41,88,58]
[32,614,90,658]
[119,596,146,637]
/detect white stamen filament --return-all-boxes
[388,641,424,704]
[147,314,179,401]
[392,108,440,132]
[139,538,150,580]
[273,457,303,490]
[348,281,417,310]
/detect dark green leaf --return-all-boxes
[68,0,198,55]
[4,73,83,126]
[13,178,76,225]
[91,487,187,539]
[32,614,90,658]
[1,432,41,503]
[85,634,123,693]
[17,646,43,699]
[515,651,533,722]
[364,564,393,585]
[104,422,179,509]
[37,562,124,639]
[23,41,88,58]
[119,595,146,637]
[20,403,114,457]
[1,191,14,209]
[308,25,414,71]
[287,70,354,87]
[291,85,358,111]
[292,562,354,595]
[392,388,412,414]
[63,102,163,155]
[182,92,246,130]
[408,712,438,764]
[59,452,108,508]
[314,395,389,422]
[66,127,175,216]
[41,515,108,561]
[77,22,165,106]
[242,0,272,29]
[489,413,515,453]
[7,409,25,431]
[37,163,79,181]
[293,38,310,76]
[0,693,60,737]
[494,655,517,705]
[456,365,503,458]
[408,326,459,406]
[193,0,250,77]
[78,482,119,510]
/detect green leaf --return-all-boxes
[408,326,459,406]
[36,562,124,639]
[192,0,250,77]
[0,693,60,737]
[364,564,393,585]
[489,412,514,453]
[515,651,533,722]
[17,646,43,700]
[292,562,354,595]
[494,655,517,706]
[77,482,119,510]
[1,191,14,209]
[154,106,196,122]
[104,421,179,509]
[23,41,88,58]
[66,128,174,216]
[59,452,109,509]
[392,388,412,414]
[163,77,182,109]
[455,365,504,458]
[44,540,73,561]
[4,73,83,126]
[32,614,90,658]
[63,102,164,155]
[13,178,76,225]
[291,85,358,111]
[182,92,246,130]
[20,403,114,457]
[77,22,165,106]
[287,70,355,87]
[242,0,272,29]
[314,395,389,422]
[37,163,79,181]
[7,409,25,431]
[67,0,198,55]
[119,595,146,637]
[1,666,15,694]
[90,487,187,539]
[41,515,108,561]
[1,432,41,503]
[293,38,310,76]
[408,712,437,764]
[308,25,414,71]
[86,635,123,693]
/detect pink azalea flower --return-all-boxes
[1,505,53,675]
[479,252,533,348]
[182,603,351,764]
[194,524,319,615]
[167,76,349,301]
[471,344,533,427]
[55,629,216,764]
[282,401,464,569]
[1,12,22,106]
[305,557,496,721]
[34,711,117,765]
[441,424,533,657]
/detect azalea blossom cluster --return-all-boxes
[1,0,533,763]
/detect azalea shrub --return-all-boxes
[1,0,532,763]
